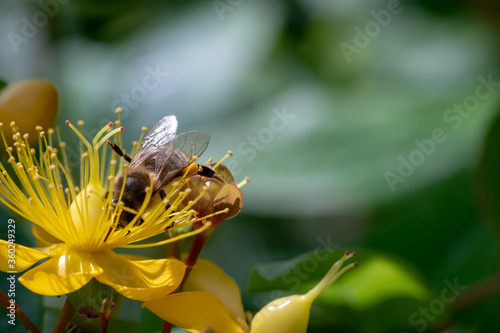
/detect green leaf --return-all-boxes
[0,80,6,91]
[475,107,500,238]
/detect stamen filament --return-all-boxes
[121,222,212,248]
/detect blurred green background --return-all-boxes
[1,0,500,332]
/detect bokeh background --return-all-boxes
[1,0,500,332]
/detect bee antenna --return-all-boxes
[107,140,133,163]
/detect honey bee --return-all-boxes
[107,115,220,227]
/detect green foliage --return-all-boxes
[1,0,500,332]
[475,108,500,238]
[248,250,433,332]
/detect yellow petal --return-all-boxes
[94,251,185,301]
[184,258,248,332]
[32,225,62,247]
[144,291,245,333]
[0,240,48,272]
[19,249,103,295]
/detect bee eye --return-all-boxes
[111,199,118,204]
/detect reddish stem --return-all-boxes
[161,225,212,333]
[0,290,41,333]
[100,297,115,333]
[180,231,210,288]
[51,298,74,333]
[161,320,173,333]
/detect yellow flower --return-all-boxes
[0,118,209,301]
[144,258,249,333]
[143,252,357,333]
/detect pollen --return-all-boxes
[214,150,233,168]
[237,177,250,188]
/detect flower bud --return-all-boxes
[0,79,58,146]
[251,251,358,333]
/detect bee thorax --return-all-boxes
[113,170,151,210]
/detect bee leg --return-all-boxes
[159,188,172,211]
[198,165,224,182]
[106,140,133,163]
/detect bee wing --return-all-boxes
[132,115,178,163]
[174,130,210,160]
[130,115,178,170]
[151,131,210,192]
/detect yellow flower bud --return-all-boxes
[0,79,58,146]
[251,251,358,333]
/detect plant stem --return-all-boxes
[51,298,74,333]
[454,269,500,311]
[100,297,115,333]
[161,225,211,333]
[181,231,210,288]
[434,270,500,332]
[161,320,173,333]
[166,230,181,260]
[0,290,41,333]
